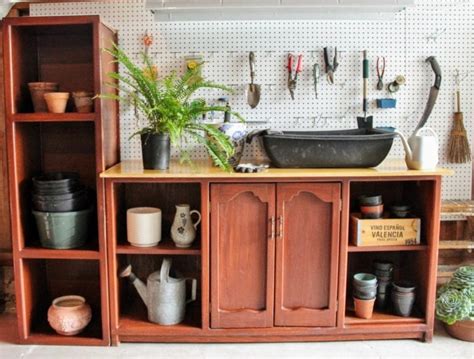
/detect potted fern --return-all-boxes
[102,45,243,170]
[436,266,474,342]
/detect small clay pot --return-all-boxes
[354,297,376,319]
[359,195,383,206]
[72,91,94,113]
[360,204,384,219]
[44,92,70,113]
[28,82,59,112]
[47,295,92,336]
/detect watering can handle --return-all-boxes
[186,278,197,304]
[190,210,202,230]
[160,257,172,283]
[413,127,438,138]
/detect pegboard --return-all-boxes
[31,0,473,200]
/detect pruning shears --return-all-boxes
[287,53,303,100]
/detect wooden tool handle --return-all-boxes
[454,112,463,121]
[456,90,461,112]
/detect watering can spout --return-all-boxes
[119,265,148,307]
[394,131,413,162]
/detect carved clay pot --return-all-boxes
[47,295,92,336]
[171,204,201,248]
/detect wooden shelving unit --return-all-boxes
[3,16,119,346]
[438,200,474,285]
[99,165,445,344]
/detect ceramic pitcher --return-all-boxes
[171,204,201,248]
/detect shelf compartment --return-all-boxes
[13,121,99,250]
[12,113,96,123]
[346,251,429,323]
[348,245,428,253]
[112,182,202,249]
[20,258,104,343]
[7,23,94,114]
[117,239,200,255]
[349,180,438,248]
[344,309,424,326]
[117,255,202,334]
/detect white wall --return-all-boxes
[32,0,473,199]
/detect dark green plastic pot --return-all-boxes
[33,208,92,249]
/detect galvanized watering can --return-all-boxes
[119,257,197,325]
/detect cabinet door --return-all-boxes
[210,184,275,328]
[275,183,341,327]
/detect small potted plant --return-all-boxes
[101,44,243,171]
[436,266,474,342]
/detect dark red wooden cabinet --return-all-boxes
[210,183,341,329]
[275,183,341,327]
[210,184,275,329]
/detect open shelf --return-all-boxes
[20,258,105,343]
[117,254,202,335]
[20,241,100,260]
[112,182,202,250]
[348,244,428,252]
[344,309,424,326]
[7,22,94,114]
[12,113,96,123]
[117,239,201,256]
[119,301,202,336]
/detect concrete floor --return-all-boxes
[0,324,472,359]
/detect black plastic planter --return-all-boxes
[141,133,170,170]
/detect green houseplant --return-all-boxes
[436,266,474,342]
[102,44,243,171]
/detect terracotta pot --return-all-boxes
[47,295,92,336]
[28,82,59,112]
[360,204,384,219]
[72,91,94,113]
[44,92,70,113]
[354,297,375,319]
[444,320,474,342]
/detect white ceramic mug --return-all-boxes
[127,207,162,247]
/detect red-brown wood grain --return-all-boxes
[275,183,341,327]
[3,16,119,346]
[211,183,275,329]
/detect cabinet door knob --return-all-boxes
[278,215,283,239]
[270,216,276,240]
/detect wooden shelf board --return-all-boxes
[116,240,201,255]
[348,244,428,253]
[439,240,474,250]
[118,303,202,336]
[345,309,424,326]
[20,242,100,260]
[26,318,105,346]
[12,113,96,123]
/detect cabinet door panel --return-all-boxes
[275,183,341,327]
[210,184,275,329]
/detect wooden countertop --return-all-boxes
[100,159,453,179]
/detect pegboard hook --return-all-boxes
[454,69,470,88]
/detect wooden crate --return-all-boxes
[350,214,421,247]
